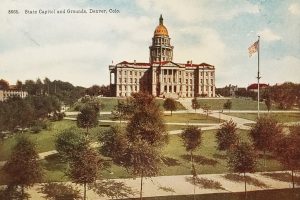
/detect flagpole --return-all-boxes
[257,36,260,118]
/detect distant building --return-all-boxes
[109,15,216,98]
[247,83,269,92]
[0,85,28,101]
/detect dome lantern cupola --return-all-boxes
[154,14,169,36]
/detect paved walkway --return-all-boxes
[22,171,300,199]
[178,98,255,130]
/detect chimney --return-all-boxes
[187,61,190,64]
[190,60,193,65]
[134,60,136,65]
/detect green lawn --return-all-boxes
[163,113,222,124]
[98,97,124,112]
[225,112,300,123]
[0,120,111,161]
[156,99,186,111]
[126,188,300,200]
[0,128,283,184]
[0,120,75,161]
[198,98,270,110]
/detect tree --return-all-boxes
[13,98,34,132]
[163,98,177,116]
[265,95,272,112]
[268,82,298,110]
[77,105,99,135]
[122,139,162,200]
[16,80,23,90]
[227,142,257,199]
[180,126,202,199]
[3,136,43,198]
[99,125,128,164]
[102,92,167,199]
[191,98,200,113]
[0,79,9,90]
[250,116,283,167]
[55,128,88,161]
[126,99,167,146]
[223,100,232,112]
[274,125,300,189]
[216,120,238,151]
[112,100,134,122]
[69,146,101,200]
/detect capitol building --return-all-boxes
[109,15,216,98]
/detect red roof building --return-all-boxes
[109,15,216,98]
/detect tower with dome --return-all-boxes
[109,15,216,98]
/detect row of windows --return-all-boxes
[119,85,138,91]
[162,85,214,93]
[118,70,214,77]
[161,77,214,84]
[119,78,140,84]
[153,37,170,45]
[152,56,170,62]
[118,70,143,76]
[151,49,171,56]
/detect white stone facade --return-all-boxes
[109,15,216,98]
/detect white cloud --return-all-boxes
[289,3,300,15]
[262,56,300,85]
[257,28,281,42]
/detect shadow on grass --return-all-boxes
[213,153,227,160]
[99,124,111,127]
[258,153,276,160]
[185,176,225,190]
[223,174,269,188]
[0,185,30,200]
[90,179,136,199]
[39,183,82,200]
[158,185,176,194]
[262,172,300,185]
[162,157,180,167]
[43,153,67,171]
[181,154,218,166]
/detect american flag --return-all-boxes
[248,40,259,57]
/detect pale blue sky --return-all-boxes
[0,0,299,87]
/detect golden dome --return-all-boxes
[154,25,169,36]
[154,15,169,36]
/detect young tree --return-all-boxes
[99,125,128,164]
[274,125,300,189]
[103,92,167,199]
[77,105,99,135]
[55,128,88,161]
[227,142,257,199]
[69,146,102,200]
[265,95,272,112]
[250,116,283,167]
[216,120,238,151]
[180,126,202,199]
[3,136,43,198]
[112,100,134,122]
[191,98,200,113]
[163,98,177,116]
[122,139,162,200]
[223,100,232,112]
[126,101,167,146]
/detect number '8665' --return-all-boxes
[8,10,19,14]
